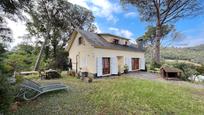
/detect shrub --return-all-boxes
[171,63,199,80]
[15,75,24,83]
[148,61,164,73]
[24,74,39,80]
[196,65,204,75]
[150,61,162,70]
[0,76,15,114]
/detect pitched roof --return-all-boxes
[98,33,130,40]
[160,67,182,73]
[68,29,144,52]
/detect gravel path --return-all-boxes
[123,71,204,89]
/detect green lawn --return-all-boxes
[11,76,204,115]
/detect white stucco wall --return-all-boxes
[68,32,145,76]
[68,33,95,73]
[92,48,145,74]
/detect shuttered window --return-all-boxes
[102,57,110,74]
[132,58,139,70]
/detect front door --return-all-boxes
[102,57,110,75]
[132,58,139,70]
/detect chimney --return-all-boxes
[136,38,144,49]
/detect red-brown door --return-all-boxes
[103,57,110,74]
[132,58,139,70]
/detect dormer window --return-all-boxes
[113,39,119,44]
[79,37,85,45]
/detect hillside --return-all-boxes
[160,44,204,65]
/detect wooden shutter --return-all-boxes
[140,58,145,70]
[96,57,102,76]
[125,57,132,71]
[111,57,118,74]
[128,57,132,71]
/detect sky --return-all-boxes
[7,0,204,48]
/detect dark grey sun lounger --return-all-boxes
[16,79,68,101]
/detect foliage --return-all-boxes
[15,75,25,83]
[3,44,37,73]
[149,62,161,70]
[160,45,204,65]
[0,44,10,77]
[121,0,203,64]
[0,0,28,42]
[138,25,174,46]
[0,76,15,114]
[124,64,129,70]
[0,20,13,42]
[47,50,69,70]
[0,0,23,15]
[10,77,204,114]
[169,63,199,80]
[23,0,95,70]
[196,65,204,75]
[121,0,203,23]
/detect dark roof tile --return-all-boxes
[77,29,144,52]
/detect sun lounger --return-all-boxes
[16,79,68,101]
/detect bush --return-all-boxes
[148,61,163,73]
[15,75,24,83]
[171,63,199,80]
[196,65,204,75]
[0,76,15,114]
[149,61,163,70]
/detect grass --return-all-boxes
[10,76,204,115]
[165,59,202,67]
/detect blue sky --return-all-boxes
[8,0,204,48]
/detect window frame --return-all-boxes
[78,37,84,45]
[113,39,119,44]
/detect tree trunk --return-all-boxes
[34,26,50,71]
[53,43,57,58]
[33,37,48,71]
[154,24,162,65]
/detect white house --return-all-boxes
[67,29,145,77]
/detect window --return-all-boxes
[132,58,139,70]
[78,37,85,45]
[125,41,127,45]
[113,39,119,44]
[102,57,110,74]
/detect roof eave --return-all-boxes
[98,33,130,40]
[94,46,145,53]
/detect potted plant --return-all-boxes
[124,64,129,73]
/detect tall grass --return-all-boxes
[11,77,204,115]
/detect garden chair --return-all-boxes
[16,79,69,101]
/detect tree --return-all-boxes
[138,25,174,47]
[0,0,28,41]
[23,0,95,70]
[0,20,13,43]
[3,44,36,73]
[138,25,174,63]
[121,0,203,65]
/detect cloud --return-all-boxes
[124,12,138,18]
[6,19,28,49]
[109,27,133,38]
[172,29,204,47]
[68,0,121,23]
[94,22,102,33]
[68,0,89,8]
[183,35,204,47]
